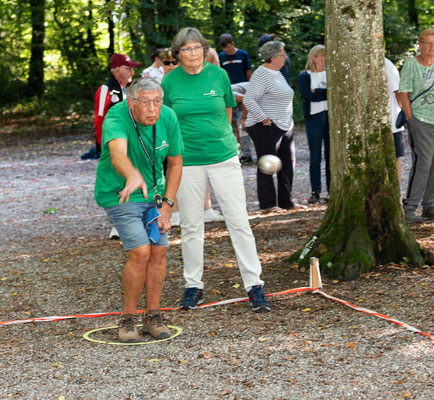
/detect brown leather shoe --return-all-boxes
[118,313,139,343]
[142,310,171,339]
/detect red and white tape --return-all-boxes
[1,286,432,341]
[313,289,434,340]
[0,287,311,326]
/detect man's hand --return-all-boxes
[157,203,172,233]
[118,171,148,203]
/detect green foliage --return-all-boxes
[1,0,433,116]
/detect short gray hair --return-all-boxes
[171,27,210,61]
[260,41,285,63]
[127,78,164,99]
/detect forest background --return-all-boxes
[1,0,433,121]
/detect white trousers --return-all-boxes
[177,156,264,291]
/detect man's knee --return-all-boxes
[128,245,151,265]
[150,246,167,262]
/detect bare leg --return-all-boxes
[144,246,168,312]
[122,245,151,314]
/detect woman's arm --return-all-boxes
[399,92,412,120]
[297,72,327,102]
[243,70,269,124]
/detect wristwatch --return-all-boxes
[163,197,175,207]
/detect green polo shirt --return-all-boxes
[161,62,237,166]
[95,101,184,208]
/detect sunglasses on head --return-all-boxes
[162,60,178,65]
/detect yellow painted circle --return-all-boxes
[83,324,183,346]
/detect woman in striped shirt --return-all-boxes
[244,41,297,213]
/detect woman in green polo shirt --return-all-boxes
[161,27,270,313]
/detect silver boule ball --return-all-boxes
[258,155,282,175]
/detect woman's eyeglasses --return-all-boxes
[179,45,203,53]
[162,60,178,65]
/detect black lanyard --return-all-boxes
[128,109,163,208]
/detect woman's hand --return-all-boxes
[239,118,246,130]
[261,117,272,126]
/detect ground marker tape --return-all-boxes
[313,289,434,340]
[1,258,432,341]
[307,257,433,341]
[0,287,311,326]
[83,324,183,346]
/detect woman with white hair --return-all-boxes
[244,41,297,213]
[297,44,330,204]
[162,27,270,313]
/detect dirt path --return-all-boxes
[0,121,433,399]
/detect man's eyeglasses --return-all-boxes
[162,60,178,65]
[132,98,163,108]
[179,45,203,53]
[120,66,134,71]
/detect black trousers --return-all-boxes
[247,123,295,209]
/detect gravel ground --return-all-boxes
[0,122,433,400]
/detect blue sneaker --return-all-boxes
[248,285,271,312]
[179,288,203,310]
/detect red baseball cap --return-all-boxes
[109,53,141,69]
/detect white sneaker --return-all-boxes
[109,226,120,239]
[204,208,224,223]
[171,211,180,226]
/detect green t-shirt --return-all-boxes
[94,101,184,208]
[161,62,237,166]
[399,57,434,124]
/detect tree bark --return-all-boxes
[293,0,430,280]
[106,0,115,57]
[27,0,46,97]
[407,0,419,31]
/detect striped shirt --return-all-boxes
[244,65,294,131]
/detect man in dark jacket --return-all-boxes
[81,53,141,160]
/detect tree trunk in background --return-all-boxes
[85,0,97,58]
[158,0,182,47]
[210,0,235,43]
[27,0,45,97]
[294,0,430,280]
[137,0,157,63]
[106,0,115,57]
[407,0,419,31]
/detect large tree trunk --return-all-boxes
[27,0,45,97]
[294,0,430,280]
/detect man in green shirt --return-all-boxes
[95,78,184,342]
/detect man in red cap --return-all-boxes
[82,54,141,159]
[81,53,141,239]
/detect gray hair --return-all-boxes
[126,77,164,99]
[260,41,285,63]
[171,27,210,61]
